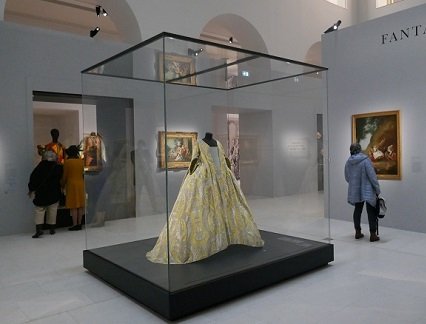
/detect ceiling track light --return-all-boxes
[324,20,341,34]
[90,27,100,38]
[188,48,204,56]
[228,37,233,44]
[96,5,108,17]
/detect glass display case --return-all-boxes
[81,32,333,320]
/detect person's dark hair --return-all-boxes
[66,145,80,158]
[350,143,362,155]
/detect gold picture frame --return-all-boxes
[158,131,198,169]
[352,110,401,180]
[158,53,196,85]
[81,132,104,173]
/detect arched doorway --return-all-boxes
[200,13,268,53]
[305,41,322,66]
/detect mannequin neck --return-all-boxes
[203,132,217,147]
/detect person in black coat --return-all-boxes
[28,151,63,238]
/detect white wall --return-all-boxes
[323,4,426,232]
[3,0,424,58]
[0,22,125,235]
[125,0,353,61]
[0,0,353,61]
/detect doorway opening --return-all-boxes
[32,91,136,226]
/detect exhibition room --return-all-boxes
[1,1,426,323]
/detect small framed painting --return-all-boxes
[158,131,198,169]
[158,53,196,85]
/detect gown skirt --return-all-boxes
[146,140,264,264]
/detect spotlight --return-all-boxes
[90,27,100,38]
[228,37,233,44]
[96,5,108,17]
[324,20,341,34]
[188,48,203,56]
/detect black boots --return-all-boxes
[68,224,82,231]
[370,232,380,242]
[354,229,380,242]
[355,229,364,239]
[32,224,43,238]
[32,224,56,238]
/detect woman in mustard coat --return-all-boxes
[62,145,85,231]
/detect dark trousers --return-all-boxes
[353,201,377,233]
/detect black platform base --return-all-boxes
[83,231,333,320]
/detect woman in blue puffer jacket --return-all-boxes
[345,143,381,242]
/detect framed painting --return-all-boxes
[158,131,198,169]
[352,110,400,180]
[81,132,105,173]
[158,53,196,85]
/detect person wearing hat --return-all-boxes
[28,151,63,238]
[62,145,85,230]
[345,143,381,242]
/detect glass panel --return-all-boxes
[82,71,169,286]
[84,33,325,90]
[82,32,329,295]
[160,71,329,290]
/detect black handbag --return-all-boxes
[375,196,387,235]
[377,196,386,219]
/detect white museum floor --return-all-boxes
[2,195,426,323]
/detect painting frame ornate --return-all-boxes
[158,131,198,169]
[158,53,196,85]
[81,132,104,173]
[352,110,401,180]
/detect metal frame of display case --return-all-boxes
[82,31,333,321]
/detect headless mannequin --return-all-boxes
[50,129,59,143]
[202,132,217,147]
[191,132,231,173]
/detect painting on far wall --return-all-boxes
[158,53,196,85]
[158,131,197,169]
[352,110,400,180]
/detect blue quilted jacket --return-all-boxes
[344,152,380,206]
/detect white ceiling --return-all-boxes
[33,101,81,116]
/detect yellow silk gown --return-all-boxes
[146,139,264,264]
